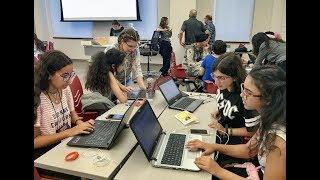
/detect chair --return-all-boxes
[203,80,218,94]
[168,52,198,92]
[34,167,51,180]
[140,31,160,77]
[68,75,99,122]
[44,41,54,51]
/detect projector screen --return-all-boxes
[60,0,140,21]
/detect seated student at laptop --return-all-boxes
[34,50,95,159]
[187,66,286,179]
[199,40,227,82]
[209,53,259,145]
[82,49,129,114]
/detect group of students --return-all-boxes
[34,23,286,179]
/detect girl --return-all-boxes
[156,17,173,76]
[34,50,94,158]
[104,28,146,90]
[209,52,259,145]
[82,48,128,113]
[187,65,286,179]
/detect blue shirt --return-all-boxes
[201,54,216,81]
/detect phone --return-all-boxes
[106,114,124,120]
[190,129,208,135]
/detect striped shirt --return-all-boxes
[35,86,74,135]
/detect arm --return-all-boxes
[179,31,185,46]
[109,72,128,103]
[253,43,267,68]
[132,49,146,89]
[229,127,256,137]
[263,136,286,180]
[34,127,71,149]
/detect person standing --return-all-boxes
[110,20,124,37]
[156,17,172,76]
[204,15,216,46]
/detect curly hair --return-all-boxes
[248,65,286,157]
[159,17,169,29]
[117,28,140,44]
[85,48,126,95]
[34,50,73,91]
[212,52,246,93]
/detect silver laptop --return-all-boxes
[158,78,204,112]
[129,100,202,171]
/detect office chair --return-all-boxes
[68,75,99,122]
[140,31,160,77]
[168,52,198,92]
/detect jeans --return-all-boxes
[159,40,172,75]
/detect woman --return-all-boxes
[156,17,173,76]
[34,50,94,158]
[81,49,128,114]
[110,20,124,37]
[209,52,259,145]
[104,28,146,90]
[187,65,286,179]
[251,32,286,72]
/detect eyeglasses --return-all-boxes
[211,73,231,81]
[240,83,262,98]
[125,41,137,49]
[60,71,76,82]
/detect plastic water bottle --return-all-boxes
[146,77,154,98]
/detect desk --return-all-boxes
[114,92,218,180]
[34,90,167,180]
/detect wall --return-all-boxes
[34,0,286,60]
[170,0,196,64]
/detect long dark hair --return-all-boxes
[34,50,73,91]
[249,65,286,157]
[159,17,169,29]
[212,52,246,93]
[85,48,126,95]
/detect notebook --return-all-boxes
[158,78,203,112]
[129,100,202,171]
[67,100,135,149]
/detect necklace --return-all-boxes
[46,90,65,133]
[46,89,61,104]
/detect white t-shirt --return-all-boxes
[258,125,286,173]
[35,86,75,135]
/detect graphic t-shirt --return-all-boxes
[35,86,75,135]
[216,89,258,144]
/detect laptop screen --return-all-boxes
[130,101,163,160]
[159,79,181,102]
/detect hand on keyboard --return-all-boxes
[67,121,95,137]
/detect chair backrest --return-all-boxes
[45,41,54,51]
[150,31,161,51]
[68,75,84,114]
[203,80,218,94]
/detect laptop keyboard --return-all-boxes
[161,134,186,166]
[78,120,119,146]
[173,98,196,109]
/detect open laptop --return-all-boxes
[129,100,202,171]
[158,78,204,112]
[67,100,136,149]
[127,76,160,100]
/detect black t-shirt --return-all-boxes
[216,89,258,144]
[110,26,124,37]
[181,17,206,45]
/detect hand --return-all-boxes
[186,139,216,155]
[180,41,185,47]
[208,120,226,135]
[121,86,134,92]
[67,121,95,137]
[194,156,223,176]
[211,111,220,119]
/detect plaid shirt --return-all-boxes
[205,21,216,45]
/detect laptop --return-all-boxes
[129,100,203,171]
[158,78,204,112]
[127,76,160,100]
[67,100,136,149]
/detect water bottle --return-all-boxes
[146,77,154,98]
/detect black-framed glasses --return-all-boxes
[240,83,262,98]
[125,41,137,49]
[60,71,76,82]
[211,73,230,81]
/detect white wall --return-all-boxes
[34,0,286,60]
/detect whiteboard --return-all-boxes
[214,0,255,42]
